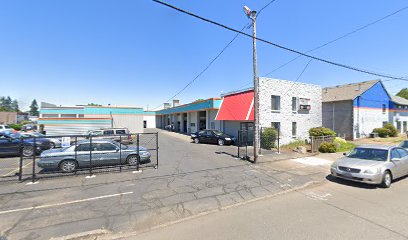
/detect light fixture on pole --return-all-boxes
[243,5,259,163]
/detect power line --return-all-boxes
[263,5,408,77]
[152,0,408,82]
[151,1,279,110]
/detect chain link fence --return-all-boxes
[0,132,158,183]
[237,128,280,160]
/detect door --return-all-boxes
[0,136,19,155]
[92,143,120,166]
[143,121,147,128]
[205,130,217,144]
[390,149,404,178]
[197,130,207,143]
[396,148,408,176]
[75,143,92,167]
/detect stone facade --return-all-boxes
[259,78,322,145]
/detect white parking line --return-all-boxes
[2,160,32,177]
[0,191,133,215]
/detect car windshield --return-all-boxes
[347,148,388,161]
[212,130,224,136]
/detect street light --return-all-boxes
[243,6,259,163]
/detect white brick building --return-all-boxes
[216,78,322,145]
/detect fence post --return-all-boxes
[74,136,77,174]
[156,132,159,169]
[136,133,140,172]
[18,138,23,181]
[89,135,93,176]
[277,127,280,154]
[32,137,36,183]
[237,130,240,158]
[259,127,262,155]
[119,135,122,172]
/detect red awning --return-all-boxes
[216,90,254,121]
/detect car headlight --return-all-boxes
[191,134,196,137]
[140,151,150,156]
[225,138,231,141]
[363,168,379,174]
[331,163,338,169]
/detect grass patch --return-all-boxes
[281,140,307,150]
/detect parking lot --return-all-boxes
[0,129,325,240]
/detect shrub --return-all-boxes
[334,137,356,152]
[318,142,337,153]
[383,123,398,137]
[373,128,390,138]
[8,124,22,131]
[261,128,278,150]
[309,127,336,137]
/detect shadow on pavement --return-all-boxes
[325,174,378,189]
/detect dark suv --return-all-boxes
[0,132,53,157]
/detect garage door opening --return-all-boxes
[199,111,206,130]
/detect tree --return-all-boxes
[396,88,408,100]
[11,100,19,112]
[2,96,12,111]
[29,99,39,116]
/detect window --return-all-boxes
[292,97,298,112]
[382,104,386,114]
[292,122,297,137]
[61,114,77,118]
[190,123,196,127]
[271,95,281,111]
[78,114,84,118]
[76,143,91,152]
[382,121,388,127]
[42,114,59,118]
[271,122,280,130]
[391,149,401,160]
[103,130,114,135]
[95,143,117,151]
[115,130,126,135]
[396,149,408,158]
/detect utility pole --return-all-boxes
[244,6,259,163]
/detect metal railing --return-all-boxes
[310,135,334,153]
[0,132,159,183]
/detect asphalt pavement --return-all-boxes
[117,176,408,240]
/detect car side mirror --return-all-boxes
[116,147,120,152]
[343,152,347,156]
[392,158,401,162]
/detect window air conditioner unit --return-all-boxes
[299,98,311,110]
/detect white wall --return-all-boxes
[259,78,322,145]
[143,115,156,128]
[354,107,388,139]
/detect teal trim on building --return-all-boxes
[38,119,111,124]
[143,111,156,115]
[156,99,222,115]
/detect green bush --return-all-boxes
[333,137,356,152]
[261,128,278,150]
[318,142,337,153]
[373,128,390,138]
[8,124,22,131]
[383,123,398,137]
[309,127,336,137]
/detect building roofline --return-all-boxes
[156,98,221,111]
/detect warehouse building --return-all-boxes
[155,99,222,134]
[38,104,156,135]
[322,80,408,139]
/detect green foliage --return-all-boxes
[318,142,337,153]
[281,140,307,149]
[383,123,398,137]
[87,103,102,106]
[29,99,39,116]
[0,96,19,112]
[396,88,408,100]
[333,137,356,152]
[373,128,390,138]
[261,128,278,150]
[309,127,336,137]
[8,124,22,131]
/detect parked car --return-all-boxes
[87,128,133,145]
[0,132,53,157]
[21,132,62,148]
[37,139,151,172]
[331,145,408,188]
[0,125,13,133]
[399,140,408,150]
[191,130,236,146]
[21,124,37,132]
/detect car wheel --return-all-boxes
[380,171,392,188]
[126,155,140,165]
[59,160,77,173]
[218,139,225,146]
[194,138,200,144]
[22,146,34,157]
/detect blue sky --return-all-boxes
[1,0,407,111]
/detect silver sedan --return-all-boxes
[331,145,408,188]
[37,139,151,172]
